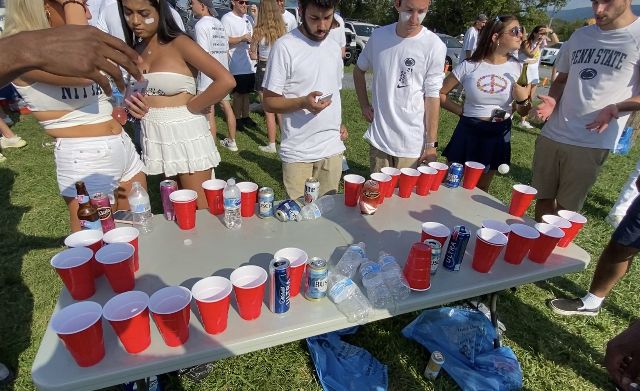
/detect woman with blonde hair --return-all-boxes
[3,0,147,232]
[250,0,286,153]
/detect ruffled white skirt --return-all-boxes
[141,106,220,177]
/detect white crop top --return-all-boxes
[452,57,523,118]
[144,72,197,96]
[258,38,271,61]
[12,82,113,130]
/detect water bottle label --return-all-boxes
[379,256,395,267]
[224,197,241,209]
[360,263,380,277]
[350,245,366,258]
[131,203,150,213]
[329,278,355,303]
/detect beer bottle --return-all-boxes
[517,63,529,87]
[75,181,101,231]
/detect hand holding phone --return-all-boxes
[315,93,333,103]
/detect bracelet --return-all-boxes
[62,0,85,8]
[515,98,529,105]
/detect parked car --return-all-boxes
[540,42,563,66]
[344,29,357,66]
[0,5,5,34]
[344,20,378,62]
[435,33,463,69]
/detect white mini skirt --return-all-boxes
[141,106,221,177]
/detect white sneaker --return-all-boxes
[0,153,6,163]
[0,136,26,149]
[259,144,277,153]
[220,138,238,152]
[520,120,534,129]
[3,117,13,126]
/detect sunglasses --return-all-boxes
[236,0,248,4]
[506,26,524,36]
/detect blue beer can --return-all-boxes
[275,199,302,222]
[269,258,291,314]
[442,225,470,271]
[258,187,274,218]
[305,257,328,301]
[444,163,464,188]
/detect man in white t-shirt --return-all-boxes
[530,0,640,222]
[353,0,446,172]
[222,0,256,130]
[191,0,239,152]
[262,0,347,200]
[328,12,347,59]
[462,14,487,61]
[277,0,298,32]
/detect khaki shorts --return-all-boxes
[282,153,343,200]
[531,135,609,211]
[369,144,420,173]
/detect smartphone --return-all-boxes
[125,78,149,99]
[491,109,507,122]
[113,210,136,225]
[316,93,333,103]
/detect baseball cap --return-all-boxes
[477,14,488,21]
[198,0,218,16]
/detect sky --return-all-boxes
[563,0,640,9]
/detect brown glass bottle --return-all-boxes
[75,181,101,231]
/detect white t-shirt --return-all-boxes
[282,10,297,33]
[222,12,255,75]
[462,26,478,60]
[96,0,185,42]
[263,29,345,163]
[194,16,229,92]
[328,13,346,49]
[87,0,104,27]
[357,23,446,158]
[542,20,640,150]
[453,58,522,118]
[169,4,186,32]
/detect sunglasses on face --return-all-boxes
[506,26,524,36]
[236,0,248,4]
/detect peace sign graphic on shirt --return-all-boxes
[476,74,508,95]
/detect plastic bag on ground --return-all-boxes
[402,307,522,391]
[306,326,388,391]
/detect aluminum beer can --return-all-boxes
[305,257,328,301]
[442,225,470,271]
[159,179,178,221]
[269,258,291,314]
[90,192,116,232]
[424,351,445,379]
[258,187,274,218]
[423,239,442,275]
[444,163,464,188]
[304,177,320,204]
[275,199,302,222]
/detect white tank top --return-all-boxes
[144,72,197,96]
[258,38,272,61]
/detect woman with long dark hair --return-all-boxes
[440,15,532,192]
[121,0,235,209]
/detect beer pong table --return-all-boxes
[32,187,590,391]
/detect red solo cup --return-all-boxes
[481,219,511,237]
[149,286,192,347]
[504,224,540,265]
[398,168,420,198]
[103,291,150,354]
[237,182,258,217]
[529,223,565,264]
[51,301,104,367]
[343,174,365,207]
[50,247,95,300]
[230,265,268,320]
[508,184,537,217]
[370,173,392,204]
[202,179,226,215]
[64,230,104,278]
[541,214,572,247]
[427,162,448,191]
[557,210,588,247]
[380,167,401,197]
[95,243,135,293]
[191,277,232,335]
[170,190,198,230]
[274,247,308,297]
[416,166,437,196]
[472,228,508,273]
[402,242,432,290]
[462,161,485,190]
[420,222,451,247]
[103,227,140,272]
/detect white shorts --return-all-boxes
[54,132,144,198]
[141,106,221,177]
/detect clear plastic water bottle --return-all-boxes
[378,252,411,301]
[128,181,153,233]
[333,242,366,279]
[327,271,371,324]
[359,260,394,309]
[223,178,241,229]
[301,195,336,220]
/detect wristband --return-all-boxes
[62,0,86,8]
[425,141,438,148]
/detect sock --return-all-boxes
[268,143,276,147]
[580,292,604,309]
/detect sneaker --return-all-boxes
[520,120,535,129]
[0,362,14,386]
[548,297,600,316]
[259,144,277,153]
[220,138,238,152]
[178,363,214,382]
[0,136,26,149]
[3,117,13,126]
[0,153,6,163]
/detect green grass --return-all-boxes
[0,90,639,391]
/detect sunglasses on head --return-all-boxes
[506,26,524,36]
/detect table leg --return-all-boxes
[489,292,501,348]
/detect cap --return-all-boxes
[198,0,218,16]
[477,13,488,21]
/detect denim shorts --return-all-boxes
[612,195,640,249]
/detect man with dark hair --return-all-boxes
[262,0,347,199]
